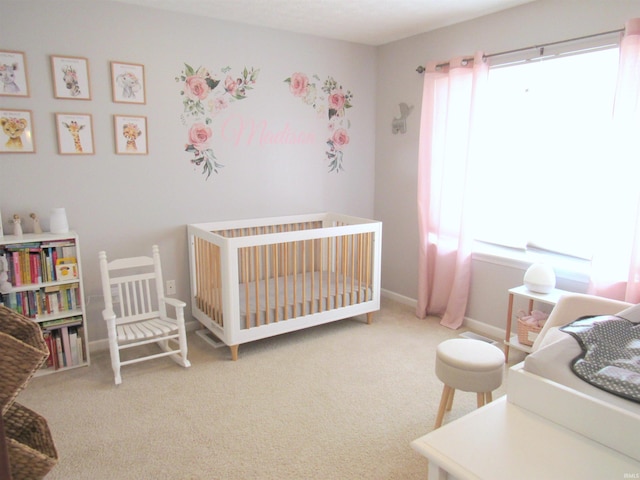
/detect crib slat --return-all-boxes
[243,247,250,329]
[342,235,348,307]
[324,237,329,313]
[216,242,222,324]
[273,243,279,322]
[302,240,307,316]
[350,234,356,305]
[358,233,364,303]
[366,232,372,301]
[293,241,297,318]
[254,245,260,326]
[264,244,270,324]
[283,241,289,320]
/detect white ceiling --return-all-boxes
[110,0,537,46]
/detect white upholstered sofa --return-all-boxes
[507,292,640,462]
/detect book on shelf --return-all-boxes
[1,282,81,319]
[0,240,77,287]
[42,324,85,370]
[40,315,83,329]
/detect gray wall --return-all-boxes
[3,0,640,346]
[375,0,640,334]
[0,0,376,342]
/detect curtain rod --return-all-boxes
[415,27,624,73]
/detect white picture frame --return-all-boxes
[51,55,91,100]
[114,115,148,155]
[111,61,146,104]
[55,113,94,155]
[0,109,35,153]
[0,50,30,97]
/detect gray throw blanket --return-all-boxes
[560,315,640,404]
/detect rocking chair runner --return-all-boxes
[98,245,190,385]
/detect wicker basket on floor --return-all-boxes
[4,402,58,480]
[0,306,49,415]
[517,318,543,346]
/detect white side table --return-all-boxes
[503,285,567,361]
[411,397,640,480]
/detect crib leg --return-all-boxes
[230,344,239,361]
[366,312,373,325]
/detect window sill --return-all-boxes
[471,241,591,286]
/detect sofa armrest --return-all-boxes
[531,293,631,351]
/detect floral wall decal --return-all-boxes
[284,73,353,173]
[176,63,259,179]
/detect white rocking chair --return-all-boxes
[98,245,190,385]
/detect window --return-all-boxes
[469,45,637,261]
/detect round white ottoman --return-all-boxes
[434,338,505,429]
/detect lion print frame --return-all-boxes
[114,115,148,155]
[0,109,35,153]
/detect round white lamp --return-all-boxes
[523,263,556,293]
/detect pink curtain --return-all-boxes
[416,52,488,329]
[589,18,640,302]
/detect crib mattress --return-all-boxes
[237,271,371,329]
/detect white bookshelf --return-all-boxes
[0,231,90,375]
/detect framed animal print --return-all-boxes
[0,50,29,97]
[55,113,94,155]
[111,62,146,104]
[51,55,91,100]
[114,115,148,155]
[0,109,35,153]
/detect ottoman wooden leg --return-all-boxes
[477,392,485,408]
[435,385,454,429]
[485,391,493,404]
[446,389,455,411]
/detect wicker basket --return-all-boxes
[517,318,543,346]
[0,306,49,415]
[4,402,58,480]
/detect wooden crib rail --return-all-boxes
[233,231,374,328]
[188,214,382,348]
[192,236,223,328]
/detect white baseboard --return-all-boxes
[381,288,506,340]
[462,316,505,341]
[381,288,417,308]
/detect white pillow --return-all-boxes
[616,303,640,323]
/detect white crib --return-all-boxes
[187,213,382,360]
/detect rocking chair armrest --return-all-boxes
[162,297,186,310]
[102,308,116,321]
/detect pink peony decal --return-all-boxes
[187,123,213,153]
[289,72,309,97]
[285,73,353,172]
[177,63,259,179]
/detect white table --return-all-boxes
[411,397,640,480]
[504,285,568,361]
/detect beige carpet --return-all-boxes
[17,298,524,479]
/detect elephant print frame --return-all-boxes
[111,62,146,104]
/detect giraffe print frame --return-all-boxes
[55,113,94,155]
[113,114,148,155]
